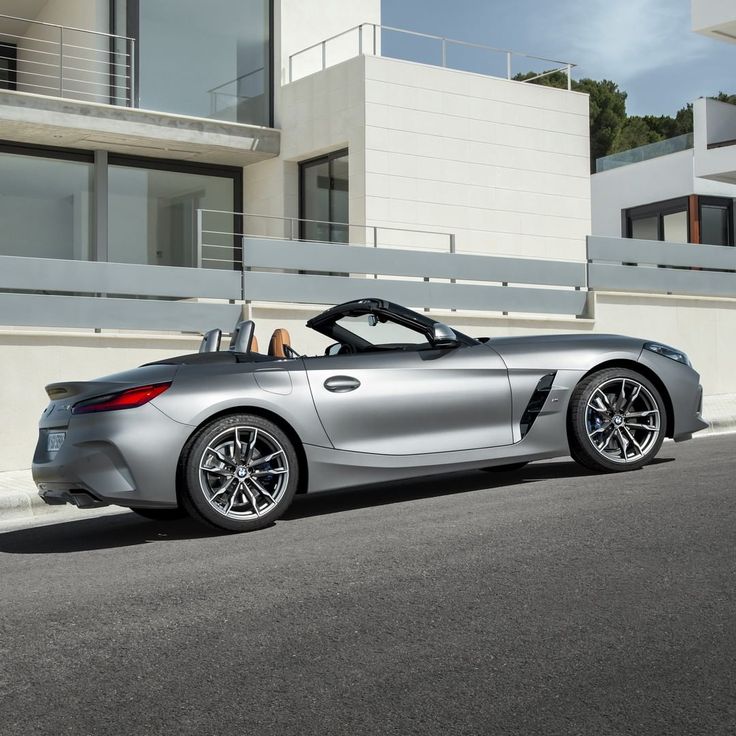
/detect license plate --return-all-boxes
[46,432,66,453]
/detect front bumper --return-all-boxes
[32,403,193,509]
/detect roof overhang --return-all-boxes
[692,0,736,43]
[0,91,280,165]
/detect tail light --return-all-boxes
[72,383,171,415]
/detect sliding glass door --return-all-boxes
[299,150,349,243]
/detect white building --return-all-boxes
[0,0,733,472]
[592,99,736,245]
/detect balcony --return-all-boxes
[0,12,133,105]
[694,97,736,184]
[287,23,576,89]
[0,11,279,165]
[596,134,694,173]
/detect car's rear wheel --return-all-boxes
[130,507,188,521]
[568,367,666,472]
[180,413,298,533]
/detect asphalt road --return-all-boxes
[1,436,734,736]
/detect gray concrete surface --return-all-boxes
[2,392,734,525]
[0,434,734,736]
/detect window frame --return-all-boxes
[698,196,734,247]
[623,197,690,242]
[299,148,349,242]
[0,142,243,267]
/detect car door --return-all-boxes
[303,343,513,455]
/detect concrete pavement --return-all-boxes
[0,434,734,735]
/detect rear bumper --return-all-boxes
[38,488,108,509]
[32,403,192,509]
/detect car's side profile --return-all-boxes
[33,298,708,532]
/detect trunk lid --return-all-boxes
[39,364,178,429]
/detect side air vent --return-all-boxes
[520,372,556,438]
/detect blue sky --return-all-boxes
[382,0,735,116]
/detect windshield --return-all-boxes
[334,314,429,347]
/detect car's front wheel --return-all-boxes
[180,413,299,532]
[568,367,666,472]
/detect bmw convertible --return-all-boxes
[33,298,708,532]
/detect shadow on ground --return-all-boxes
[0,458,673,555]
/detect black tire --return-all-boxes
[568,367,667,473]
[179,413,299,533]
[130,507,189,521]
[480,462,528,473]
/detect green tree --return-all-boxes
[714,92,736,105]
[576,78,627,171]
[512,73,732,170]
[611,116,663,153]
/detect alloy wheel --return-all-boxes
[198,425,290,519]
[585,377,661,464]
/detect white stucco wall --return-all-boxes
[244,55,367,236]
[361,55,591,260]
[691,0,736,36]
[591,147,736,237]
[591,151,694,237]
[274,0,380,120]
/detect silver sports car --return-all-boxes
[33,298,708,532]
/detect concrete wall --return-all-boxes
[361,55,591,259]
[0,331,200,473]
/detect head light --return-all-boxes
[643,342,690,367]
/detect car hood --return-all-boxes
[483,333,646,371]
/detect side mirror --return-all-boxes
[431,323,460,349]
[325,342,342,356]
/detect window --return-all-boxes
[625,198,689,243]
[624,196,734,246]
[300,150,349,243]
[107,157,239,268]
[0,147,93,260]
[699,197,733,246]
[0,144,241,268]
[118,0,272,126]
[335,314,429,347]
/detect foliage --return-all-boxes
[513,70,733,172]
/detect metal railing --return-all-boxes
[596,134,694,173]
[288,23,575,89]
[0,13,134,106]
[587,235,736,299]
[196,209,457,269]
[0,254,241,332]
[241,236,587,315]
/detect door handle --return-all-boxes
[324,375,361,393]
